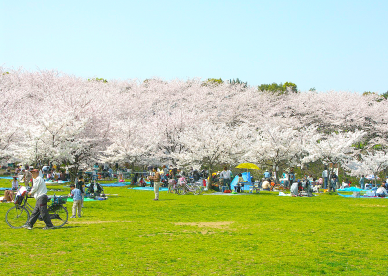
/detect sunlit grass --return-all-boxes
[1,179,388,275]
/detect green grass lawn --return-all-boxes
[1,179,388,275]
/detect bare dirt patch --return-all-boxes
[175,221,234,229]
[358,204,387,208]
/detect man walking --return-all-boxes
[23,169,54,230]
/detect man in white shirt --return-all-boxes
[290,182,299,196]
[22,169,54,230]
[322,167,328,189]
[219,167,232,190]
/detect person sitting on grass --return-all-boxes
[383,181,388,191]
[3,190,14,202]
[290,181,299,197]
[234,173,245,193]
[93,181,104,197]
[376,184,387,198]
[262,179,271,191]
[132,173,139,186]
[11,176,19,191]
[270,179,276,190]
[139,176,146,187]
[69,184,82,218]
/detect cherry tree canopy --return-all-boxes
[1,67,387,176]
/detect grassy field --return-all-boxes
[1,179,388,275]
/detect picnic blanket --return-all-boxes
[337,193,387,198]
[204,192,251,196]
[45,180,69,184]
[0,188,11,191]
[100,182,130,187]
[279,192,291,196]
[0,177,13,180]
[129,187,168,191]
[67,197,99,202]
[337,187,368,192]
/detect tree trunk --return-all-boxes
[207,163,213,189]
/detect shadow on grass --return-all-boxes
[241,192,279,196]
[158,199,176,201]
[54,225,82,229]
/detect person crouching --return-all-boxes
[69,184,82,218]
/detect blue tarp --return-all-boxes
[0,177,13,180]
[45,180,69,184]
[337,187,368,192]
[0,188,11,190]
[230,172,251,191]
[337,193,387,198]
[100,182,130,187]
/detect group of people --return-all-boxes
[145,166,207,200]
[7,163,388,228]
[5,165,85,230]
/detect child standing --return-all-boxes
[69,184,82,218]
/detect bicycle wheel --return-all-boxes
[48,205,68,228]
[177,186,186,195]
[6,206,30,229]
[194,186,202,195]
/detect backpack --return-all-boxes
[14,194,23,205]
[14,186,27,204]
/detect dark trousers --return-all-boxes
[324,177,328,189]
[223,178,231,189]
[234,184,242,193]
[28,195,53,227]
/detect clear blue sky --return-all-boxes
[1,0,387,93]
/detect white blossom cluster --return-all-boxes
[1,67,387,176]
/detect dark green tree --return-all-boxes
[228,78,247,88]
[258,82,298,95]
[202,78,224,86]
[88,77,108,83]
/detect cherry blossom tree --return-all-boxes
[302,130,366,181]
[173,122,246,186]
[243,122,317,181]
[2,66,388,181]
[346,150,388,186]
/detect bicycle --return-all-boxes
[177,181,203,195]
[5,194,69,229]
